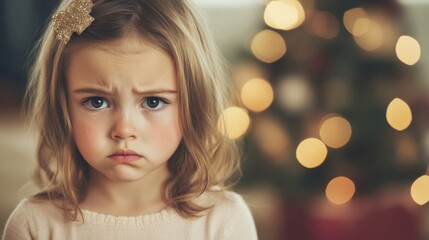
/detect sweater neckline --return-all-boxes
[81,207,178,227]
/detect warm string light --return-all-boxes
[344,7,415,57]
[351,17,371,37]
[319,115,352,149]
[276,75,313,114]
[343,7,384,51]
[343,8,367,35]
[411,175,429,205]
[295,114,351,168]
[296,138,328,168]
[232,62,267,90]
[264,0,305,31]
[241,78,274,112]
[218,107,250,139]
[251,30,287,63]
[396,35,421,65]
[253,0,308,64]
[326,176,356,205]
[353,18,384,51]
[386,98,412,131]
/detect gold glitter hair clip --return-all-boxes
[52,0,95,44]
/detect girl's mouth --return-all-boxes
[108,150,142,163]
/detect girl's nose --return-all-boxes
[110,111,137,141]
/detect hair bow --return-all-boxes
[52,0,95,44]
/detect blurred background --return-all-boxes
[1,0,429,239]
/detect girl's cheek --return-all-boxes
[151,120,182,147]
[73,120,103,153]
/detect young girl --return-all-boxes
[2,0,257,239]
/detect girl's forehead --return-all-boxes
[65,32,178,92]
[75,33,159,55]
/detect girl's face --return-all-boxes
[66,34,182,183]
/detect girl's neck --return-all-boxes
[80,164,170,216]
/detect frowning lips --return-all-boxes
[108,149,142,163]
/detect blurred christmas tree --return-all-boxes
[232,0,428,205]
[225,1,429,238]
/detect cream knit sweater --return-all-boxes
[2,190,257,240]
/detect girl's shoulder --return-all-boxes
[197,189,258,239]
[5,197,66,225]
[199,188,247,207]
[2,198,65,240]
[198,188,253,218]
[9,197,62,217]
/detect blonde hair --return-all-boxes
[26,0,241,220]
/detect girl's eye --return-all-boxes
[83,97,109,110]
[142,97,166,111]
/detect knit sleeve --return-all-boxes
[222,193,258,240]
[2,199,32,240]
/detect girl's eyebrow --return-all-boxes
[71,87,177,95]
[132,89,177,95]
[72,87,112,95]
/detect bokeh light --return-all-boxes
[265,0,315,10]
[251,29,287,63]
[296,138,328,168]
[232,62,267,90]
[386,98,412,131]
[353,18,383,51]
[326,176,356,205]
[264,0,305,31]
[276,75,313,114]
[251,115,291,164]
[396,35,421,66]
[241,78,274,112]
[411,175,429,205]
[319,115,352,148]
[218,107,251,139]
[352,17,371,36]
[343,8,367,35]
[305,11,339,39]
